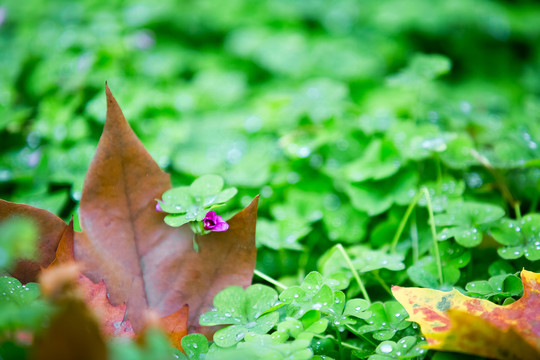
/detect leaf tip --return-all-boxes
[391,285,403,295]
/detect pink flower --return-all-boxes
[156,201,163,212]
[203,211,229,232]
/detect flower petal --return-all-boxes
[212,221,229,232]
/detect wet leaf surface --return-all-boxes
[392,269,540,360]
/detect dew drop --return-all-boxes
[380,343,393,353]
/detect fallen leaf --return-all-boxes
[0,199,66,283]
[1,85,258,342]
[392,269,540,360]
[74,84,258,335]
[49,220,135,338]
[33,263,108,360]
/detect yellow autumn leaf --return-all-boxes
[392,269,540,360]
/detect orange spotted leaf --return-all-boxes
[392,269,540,360]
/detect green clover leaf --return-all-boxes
[199,284,279,347]
[435,201,505,247]
[491,214,540,260]
[318,245,405,289]
[279,272,335,318]
[158,174,237,227]
[407,241,471,288]
[465,273,523,302]
[368,336,427,359]
[180,334,209,360]
[356,301,410,341]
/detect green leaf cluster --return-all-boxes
[2,0,540,358]
[158,175,237,227]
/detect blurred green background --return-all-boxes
[1,0,540,282]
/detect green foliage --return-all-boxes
[407,241,471,288]
[158,174,237,227]
[491,214,540,260]
[356,302,411,341]
[108,329,183,360]
[465,273,523,303]
[0,276,47,331]
[367,336,427,360]
[2,0,540,358]
[0,217,38,270]
[435,201,505,247]
[199,284,279,347]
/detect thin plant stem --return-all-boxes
[336,244,371,305]
[253,269,288,290]
[422,187,443,285]
[372,271,392,296]
[335,328,345,360]
[390,190,424,253]
[471,149,517,208]
[345,324,377,347]
[410,212,419,264]
[435,154,443,190]
[531,196,539,214]
[514,202,522,220]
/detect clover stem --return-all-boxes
[335,327,345,360]
[192,234,199,252]
[435,154,443,190]
[344,324,377,347]
[422,187,443,285]
[531,195,539,214]
[298,233,320,283]
[410,212,419,264]
[253,269,288,290]
[336,244,371,305]
[371,271,392,296]
[390,190,424,253]
[514,202,522,220]
[471,149,517,209]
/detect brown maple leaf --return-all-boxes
[74,85,257,334]
[392,269,540,360]
[0,84,258,342]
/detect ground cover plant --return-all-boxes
[1,0,540,359]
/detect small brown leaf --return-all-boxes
[0,199,67,283]
[34,263,108,360]
[74,84,257,335]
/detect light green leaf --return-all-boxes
[190,174,224,197]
